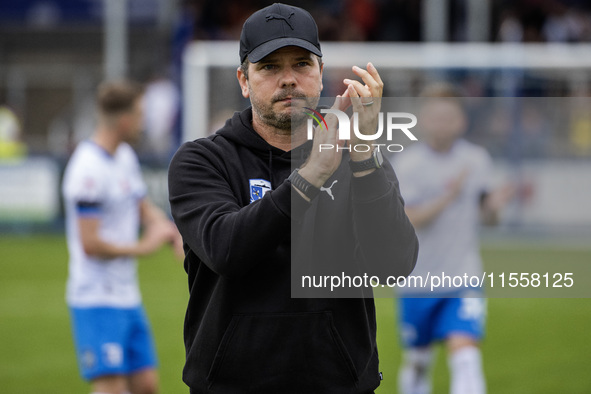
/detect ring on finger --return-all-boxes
[362,100,374,106]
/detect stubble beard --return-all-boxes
[250,86,320,135]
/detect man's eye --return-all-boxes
[262,64,277,70]
[297,62,311,67]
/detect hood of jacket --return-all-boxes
[216,107,313,165]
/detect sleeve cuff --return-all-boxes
[76,201,102,216]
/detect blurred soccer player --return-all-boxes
[392,83,513,394]
[62,80,182,394]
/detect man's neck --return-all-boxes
[92,126,121,155]
[426,136,456,154]
[251,115,307,152]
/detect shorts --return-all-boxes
[398,295,486,348]
[69,305,158,380]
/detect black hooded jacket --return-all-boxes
[168,107,418,393]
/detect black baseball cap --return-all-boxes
[239,3,322,63]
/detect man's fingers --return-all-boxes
[345,84,361,111]
[345,84,375,111]
[343,79,371,98]
[332,93,351,112]
[344,63,384,110]
[366,62,384,89]
[351,64,383,94]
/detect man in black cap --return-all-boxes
[169,3,418,393]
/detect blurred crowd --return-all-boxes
[497,0,591,42]
[184,0,591,43]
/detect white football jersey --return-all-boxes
[392,139,493,293]
[62,140,147,307]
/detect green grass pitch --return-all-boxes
[1,235,590,393]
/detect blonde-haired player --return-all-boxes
[63,80,182,394]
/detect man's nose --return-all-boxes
[279,68,297,88]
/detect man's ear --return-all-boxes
[237,67,250,98]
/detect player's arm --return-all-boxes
[480,183,515,226]
[77,199,178,259]
[405,198,453,230]
[78,215,169,259]
[140,198,173,229]
[139,198,184,259]
[406,170,468,229]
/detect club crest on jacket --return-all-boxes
[249,178,272,203]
